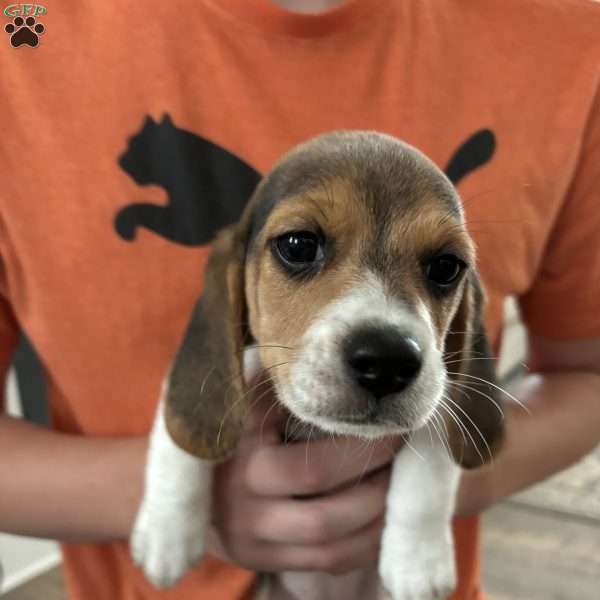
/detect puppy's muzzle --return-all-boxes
[344,326,423,400]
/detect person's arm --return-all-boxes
[0,296,147,541]
[0,387,398,574]
[456,334,600,516]
[0,415,147,540]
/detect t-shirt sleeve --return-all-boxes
[519,87,600,340]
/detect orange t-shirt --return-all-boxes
[1,1,599,599]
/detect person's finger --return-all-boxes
[246,515,384,573]
[245,435,401,496]
[250,467,390,544]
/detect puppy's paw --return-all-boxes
[131,501,207,588]
[378,541,456,600]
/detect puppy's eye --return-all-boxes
[273,231,324,266]
[426,254,466,287]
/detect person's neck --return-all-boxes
[270,0,347,14]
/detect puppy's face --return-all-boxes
[244,133,474,439]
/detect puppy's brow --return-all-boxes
[303,192,330,223]
[261,201,325,237]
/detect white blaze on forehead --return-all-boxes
[305,270,431,351]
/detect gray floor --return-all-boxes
[2,567,64,600]
[482,448,600,600]
[3,448,599,599]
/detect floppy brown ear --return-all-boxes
[164,224,250,462]
[443,272,505,469]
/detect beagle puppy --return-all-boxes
[131,131,504,600]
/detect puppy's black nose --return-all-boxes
[344,328,423,400]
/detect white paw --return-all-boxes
[378,540,456,600]
[131,501,207,588]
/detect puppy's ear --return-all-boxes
[164,224,250,462]
[443,272,505,469]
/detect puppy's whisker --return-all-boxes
[337,434,360,474]
[446,370,529,414]
[356,438,378,486]
[444,352,489,365]
[442,350,463,362]
[439,398,479,465]
[434,411,453,460]
[445,381,470,404]
[199,365,217,396]
[443,348,491,361]
[218,367,276,417]
[284,418,301,442]
[286,415,315,442]
[441,396,492,463]
[223,371,270,404]
[261,361,292,375]
[426,420,438,453]
[246,343,296,351]
[305,424,315,466]
[440,395,468,448]
[425,421,434,448]
[259,396,283,445]
[446,379,505,419]
[433,408,451,442]
[384,436,397,455]
[231,359,290,398]
[283,413,295,443]
[444,357,498,365]
[216,361,290,447]
[216,381,274,448]
[282,414,316,444]
[429,413,451,462]
[355,435,378,460]
[329,430,339,449]
[444,330,488,336]
[216,354,293,397]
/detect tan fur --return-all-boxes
[382,199,475,344]
[246,179,371,383]
[246,183,476,395]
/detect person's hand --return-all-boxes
[207,371,402,575]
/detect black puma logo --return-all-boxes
[114,115,495,247]
[115,115,261,246]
